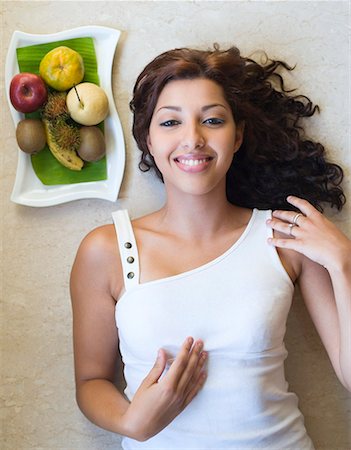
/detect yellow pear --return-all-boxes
[66,82,109,126]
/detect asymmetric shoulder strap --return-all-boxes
[112,209,140,290]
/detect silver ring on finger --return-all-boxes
[292,213,303,225]
[288,223,296,237]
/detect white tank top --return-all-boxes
[112,209,315,450]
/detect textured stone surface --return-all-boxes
[1,1,350,449]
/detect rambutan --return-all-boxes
[42,92,69,121]
[51,119,81,152]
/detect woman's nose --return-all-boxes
[180,122,205,150]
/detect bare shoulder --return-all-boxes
[71,224,123,301]
[77,224,117,256]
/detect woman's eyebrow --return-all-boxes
[156,104,228,113]
[156,106,182,113]
[202,103,228,112]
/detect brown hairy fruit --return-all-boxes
[42,90,83,170]
[43,119,84,171]
[52,119,81,152]
[42,91,69,121]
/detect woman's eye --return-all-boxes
[204,117,224,125]
[160,120,180,127]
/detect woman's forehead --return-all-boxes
[155,78,228,108]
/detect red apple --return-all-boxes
[9,72,48,113]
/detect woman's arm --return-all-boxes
[267,196,351,391]
[70,226,130,434]
[70,226,207,441]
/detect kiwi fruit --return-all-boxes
[16,119,47,154]
[77,126,106,162]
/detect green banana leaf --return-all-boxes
[16,37,107,185]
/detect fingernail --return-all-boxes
[187,337,194,346]
[196,340,203,350]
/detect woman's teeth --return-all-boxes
[178,158,209,166]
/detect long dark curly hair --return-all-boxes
[130,46,345,211]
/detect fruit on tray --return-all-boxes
[78,126,106,162]
[9,72,48,113]
[10,43,110,173]
[39,46,84,92]
[41,91,69,121]
[16,118,47,154]
[44,120,84,171]
[42,92,83,171]
[66,82,109,126]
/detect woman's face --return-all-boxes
[147,78,243,198]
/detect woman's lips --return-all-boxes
[174,156,213,172]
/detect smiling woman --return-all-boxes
[146,79,243,196]
[70,45,351,450]
[131,47,344,212]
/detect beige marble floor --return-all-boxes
[1,1,350,449]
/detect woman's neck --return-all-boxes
[155,188,248,241]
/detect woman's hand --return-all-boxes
[266,195,351,273]
[268,196,351,391]
[121,337,207,442]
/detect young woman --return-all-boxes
[70,46,351,449]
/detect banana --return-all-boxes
[43,119,84,171]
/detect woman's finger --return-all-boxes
[272,196,322,225]
[267,217,303,238]
[176,341,206,394]
[141,349,167,387]
[286,195,321,218]
[268,236,304,251]
[165,337,194,384]
[182,370,207,407]
[272,209,306,227]
[182,350,207,397]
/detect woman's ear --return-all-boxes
[147,135,154,156]
[234,121,245,153]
